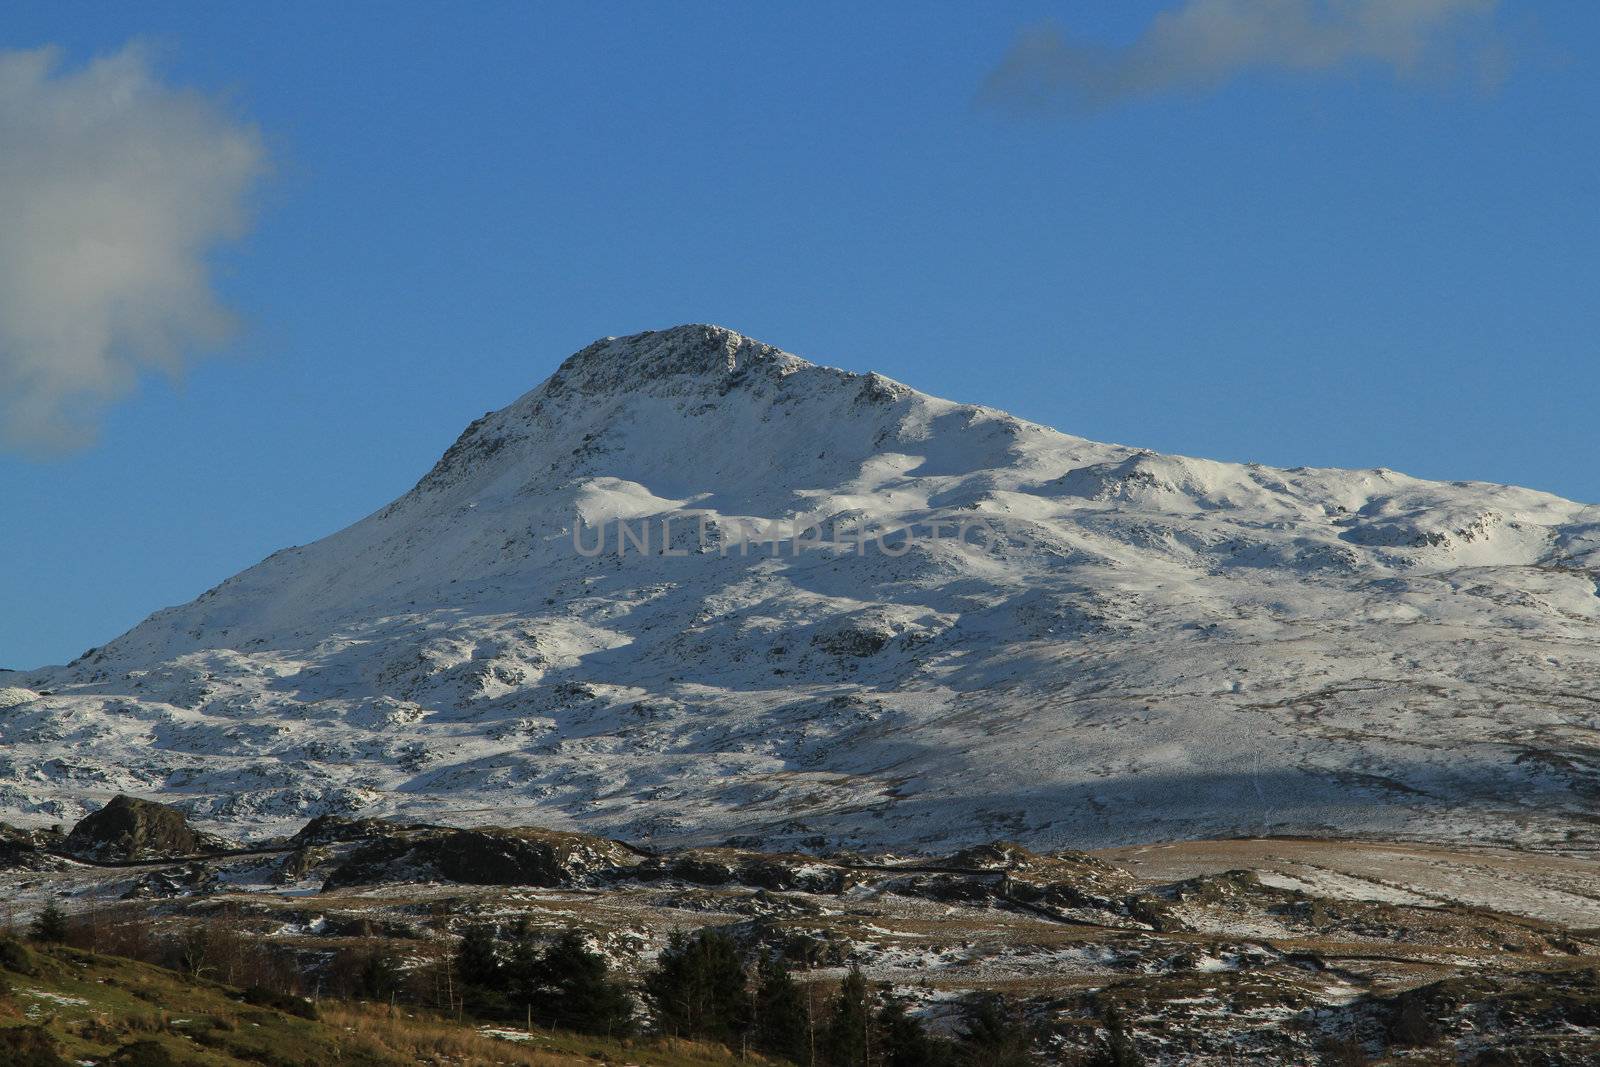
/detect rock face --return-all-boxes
[0,822,62,851]
[322,826,641,889]
[12,325,1600,852]
[61,795,226,862]
[630,849,852,894]
[121,861,219,900]
[290,814,422,847]
[0,823,65,872]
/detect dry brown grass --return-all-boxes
[321,1001,764,1067]
[325,1004,587,1066]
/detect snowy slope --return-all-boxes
[9,324,1600,851]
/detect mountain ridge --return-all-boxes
[8,325,1600,853]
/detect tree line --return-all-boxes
[452,922,1142,1067]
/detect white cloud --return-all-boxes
[981,0,1505,114]
[0,43,265,452]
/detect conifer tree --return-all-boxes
[455,922,501,986]
[531,930,636,1037]
[645,928,751,1044]
[357,951,406,1002]
[455,922,511,1019]
[753,954,810,1064]
[824,966,873,1067]
[28,902,67,945]
[455,921,634,1036]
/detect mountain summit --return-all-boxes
[9,326,1600,850]
[546,323,804,389]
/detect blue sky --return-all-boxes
[1,1,1596,670]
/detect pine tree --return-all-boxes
[645,929,751,1045]
[531,930,635,1037]
[455,921,511,1019]
[753,954,810,1064]
[502,918,545,1017]
[456,922,634,1035]
[28,901,68,945]
[455,922,501,986]
[823,966,873,1067]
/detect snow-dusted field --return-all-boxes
[8,324,1600,851]
[1102,837,1600,926]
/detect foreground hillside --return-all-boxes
[0,938,746,1067]
[8,325,1600,850]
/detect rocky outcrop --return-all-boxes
[941,842,1132,885]
[628,848,852,894]
[121,862,219,900]
[0,823,66,872]
[322,826,640,889]
[0,821,62,849]
[881,840,1150,927]
[61,795,228,861]
[274,846,331,885]
[290,814,420,847]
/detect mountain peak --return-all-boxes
[544,324,810,397]
[15,327,1600,855]
[405,325,854,501]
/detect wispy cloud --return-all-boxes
[980,0,1506,114]
[0,44,265,453]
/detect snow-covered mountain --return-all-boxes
[9,324,1600,851]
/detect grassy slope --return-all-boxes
[0,940,754,1067]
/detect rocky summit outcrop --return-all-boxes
[61,795,228,862]
[321,826,641,889]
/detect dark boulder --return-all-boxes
[62,795,228,862]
